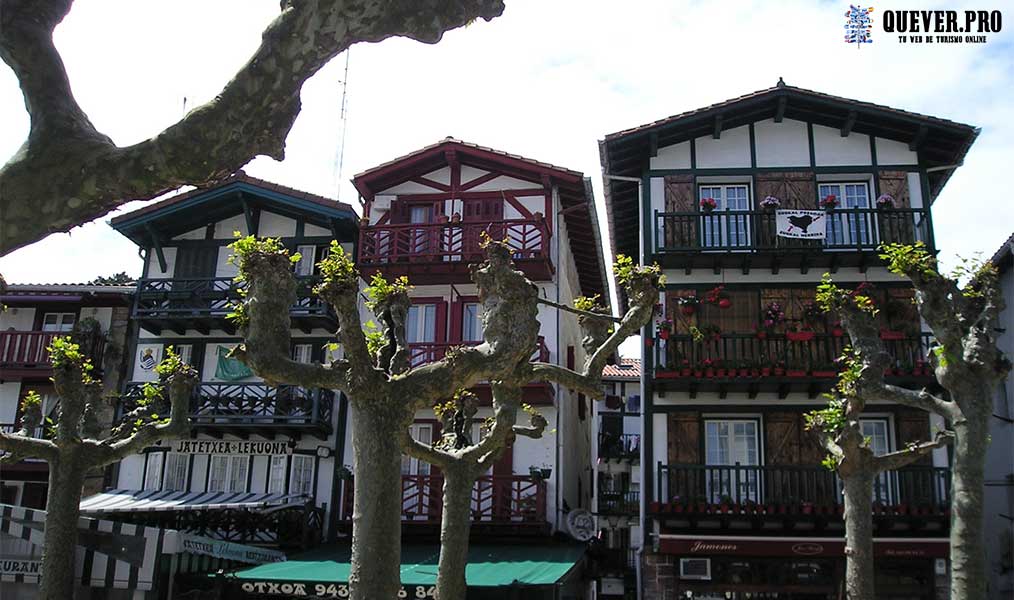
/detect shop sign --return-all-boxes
[0,559,42,575]
[172,440,293,455]
[239,581,436,598]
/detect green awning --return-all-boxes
[224,543,585,588]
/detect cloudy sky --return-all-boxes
[1,0,1012,351]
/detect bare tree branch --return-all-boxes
[873,430,954,473]
[0,432,57,462]
[400,429,450,470]
[0,0,506,254]
[100,367,196,464]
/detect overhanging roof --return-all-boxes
[79,489,308,514]
[600,82,979,263]
[353,138,609,301]
[222,543,585,588]
[110,172,359,247]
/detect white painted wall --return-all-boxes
[0,307,35,330]
[695,125,752,169]
[0,382,22,423]
[146,247,177,278]
[259,213,297,238]
[648,141,692,170]
[875,137,919,165]
[754,118,810,168]
[812,125,871,166]
[78,306,113,332]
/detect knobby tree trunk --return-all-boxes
[949,406,990,600]
[842,472,875,600]
[349,401,412,600]
[435,465,474,600]
[38,454,87,600]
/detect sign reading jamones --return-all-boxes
[172,440,293,455]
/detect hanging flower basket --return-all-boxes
[819,194,839,210]
[677,294,700,315]
[700,197,718,213]
[718,298,732,309]
[760,196,781,211]
[876,194,896,210]
[703,285,729,307]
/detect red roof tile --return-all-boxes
[602,358,641,379]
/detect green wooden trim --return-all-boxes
[689,138,697,170]
[807,122,816,168]
[748,123,757,169]
[645,165,918,177]
[145,224,167,273]
[920,169,936,248]
[642,174,652,264]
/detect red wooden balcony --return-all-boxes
[407,336,550,367]
[337,474,548,534]
[0,331,106,380]
[358,218,553,284]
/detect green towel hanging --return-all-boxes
[215,346,253,381]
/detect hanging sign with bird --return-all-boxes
[776,210,827,239]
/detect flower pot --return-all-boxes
[774,368,785,376]
[715,368,727,378]
[786,330,815,342]
[649,502,661,513]
[811,370,836,378]
[681,368,692,377]
[672,503,685,514]
[718,298,732,309]
[801,503,814,515]
[659,329,670,340]
[645,338,654,347]
[656,370,677,379]
[694,370,704,378]
[681,306,696,316]
[756,331,768,340]
[739,369,750,377]
[761,367,772,377]
[786,369,807,377]
[719,504,730,514]
[832,328,845,337]
[705,368,715,378]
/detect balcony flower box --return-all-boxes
[718,298,732,309]
[656,370,678,379]
[648,502,661,513]
[801,502,814,515]
[645,338,654,347]
[715,368,727,378]
[738,368,750,377]
[773,367,785,376]
[786,330,815,342]
[756,330,768,340]
[760,367,772,377]
[681,367,692,376]
[704,368,715,378]
[659,328,670,340]
[879,329,906,340]
[786,369,807,377]
[671,503,685,514]
[831,326,845,337]
[694,370,704,378]
[811,370,837,378]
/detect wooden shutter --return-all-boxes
[877,171,911,208]
[667,411,700,464]
[877,170,916,244]
[896,409,932,465]
[765,412,824,465]
[663,176,696,248]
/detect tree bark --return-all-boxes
[38,453,86,600]
[949,405,990,600]
[842,472,875,600]
[348,400,411,600]
[435,465,474,600]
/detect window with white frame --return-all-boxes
[406,304,438,365]
[208,456,250,493]
[462,302,482,342]
[292,343,313,364]
[41,313,76,332]
[267,456,288,494]
[173,344,193,366]
[819,182,871,246]
[294,245,317,277]
[860,418,893,503]
[704,419,760,502]
[699,184,751,248]
[162,453,189,491]
[290,455,315,497]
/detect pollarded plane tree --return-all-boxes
[0,343,196,600]
[806,275,953,600]
[229,237,661,600]
[400,258,660,600]
[0,0,505,255]
[811,242,1010,600]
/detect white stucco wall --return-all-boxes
[754,118,810,168]
[812,124,871,166]
[0,307,35,330]
[648,141,692,170]
[875,137,919,165]
[694,125,752,169]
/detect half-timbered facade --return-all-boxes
[98,174,360,551]
[343,138,609,543]
[600,82,979,599]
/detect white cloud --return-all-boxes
[1,0,1011,358]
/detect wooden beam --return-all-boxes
[145,224,167,273]
[909,124,928,151]
[241,193,260,236]
[840,111,857,137]
[713,114,724,139]
[649,132,659,158]
[774,96,787,123]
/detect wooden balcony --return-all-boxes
[652,332,935,398]
[653,207,934,273]
[121,382,335,440]
[132,276,334,335]
[653,464,951,533]
[358,218,553,284]
[0,330,106,380]
[598,489,639,515]
[337,474,549,535]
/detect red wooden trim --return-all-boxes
[411,177,451,192]
[460,171,501,191]
[503,191,534,219]
[544,192,553,232]
[386,189,546,202]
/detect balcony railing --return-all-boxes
[655,464,951,514]
[338,474,548,528]
[599,490,640,514]
[407,336,550,367]
[0,330,106,374]
[120,382,335,437]
[359,218,550,265]
[654,207,933,254]
[599,432,640,460]
[133,276,330,321]
[654,332,934,379]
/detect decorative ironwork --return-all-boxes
[133,276,330,320]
